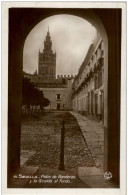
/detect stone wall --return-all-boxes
[40,88,69,110]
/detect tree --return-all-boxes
[42,98,50,107]
[22,77,44,106]
[22,76,50,111]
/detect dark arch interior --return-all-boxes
[8,8,121,186]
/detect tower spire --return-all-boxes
[44,27,52,51]
[47,25,50,36]
[38,28,56,78]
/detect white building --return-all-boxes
[72,33,104,122]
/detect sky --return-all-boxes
[23,14,97,76]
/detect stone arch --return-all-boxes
[8,8,121,185]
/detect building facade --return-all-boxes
[72,33,104,122]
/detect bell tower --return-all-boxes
[38,28,56,79]
[44,28,52,51]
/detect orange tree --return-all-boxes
[22,77,44,107]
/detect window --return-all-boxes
[95,94,98,115]
[95,71,102,90]
[95,76,98,90]
[56,94,61,100]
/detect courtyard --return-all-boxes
[21,111,94,169]
[10,111,117,188]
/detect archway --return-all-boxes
[8,8,121,186]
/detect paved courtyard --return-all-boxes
[10,111,117,188]
[21,111,94,169]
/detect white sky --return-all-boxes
[23,14,97,76]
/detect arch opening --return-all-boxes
[21,13,108,185]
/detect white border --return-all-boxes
[1,1,127,195]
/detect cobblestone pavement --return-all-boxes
[21,111,94,169]
[70,111,104,169]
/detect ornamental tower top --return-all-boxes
[38,28,56,79]
[43,27,52,52]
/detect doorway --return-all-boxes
[57,103,61,110]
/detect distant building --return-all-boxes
[72,33,104,122]
[24,29,75,110]
[38,29,56,79]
